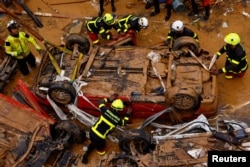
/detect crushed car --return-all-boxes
[31,32,218,124]
[0,91,85,167]
[0,39,17,92]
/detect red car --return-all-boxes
[31,34,217,123]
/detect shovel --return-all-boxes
[188,50,209,71]
[208,54,217,70]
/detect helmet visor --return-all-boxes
[106,19,115,25]
[10,23,19,29]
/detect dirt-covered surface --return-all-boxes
[1,0,250,166]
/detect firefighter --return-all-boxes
[86,13,116,45]
[165,20,199,46]
[210,33,248,79]
[149,0,173,21]
[115,15,148,46]
[4,20,42,76]
[99,0,116,16]
[188,0,210,21]
[82,94,131,164]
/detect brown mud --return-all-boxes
[1,0,250,166]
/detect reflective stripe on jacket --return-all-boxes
[91,98,129,139]
[5,32,41,59]
[217,44,248,73]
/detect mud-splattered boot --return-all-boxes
[203,6,210,21]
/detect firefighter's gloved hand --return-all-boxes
[112,35,119,40]
[164,39,170,46]
[37,49,45,55]
[119,32,126,37]
[109,93,118,101]
[18,51,24,56]
[126,107,132,116]
[210,69,220,75]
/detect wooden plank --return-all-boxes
[141,59,149,95]
[82,46,99,78]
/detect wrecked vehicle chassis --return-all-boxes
[34,35,218,122]
[0,93,85,167]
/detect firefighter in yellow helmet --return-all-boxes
[82,94,131,164]
[86,13,116,45]
[4,20,42,75]
[210,33,248,79]
[114,15,148,46]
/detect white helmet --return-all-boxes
[7,20,19,31]
[171,20,184,32]
[138,17,148,29]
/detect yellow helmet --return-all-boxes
[103,13,115,25]
[224,33,240,45]
[111,99,124,111]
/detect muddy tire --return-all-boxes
[118,129,151,154]
[173,87,201,111]
[172,36,200,55]
[48,81,76,104]
[55,120,86,144]
[109,154,138,167]
[65,34,90,54]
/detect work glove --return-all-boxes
[112,35,119,40]
[164,39,171,46]
[18,51,24,56]
[109,93,118,101]
[210,69,219,75]
[210,69,223,75]
[37,49,46,55]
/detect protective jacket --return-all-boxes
[166,27,199,41]
[115,15,140,33]
[91,98,129,139]
[5,32,41,59]
[86,17,114,40]
[217,44,248,73]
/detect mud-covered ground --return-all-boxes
[1,0,250,166]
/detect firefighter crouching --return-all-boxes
[165,20,199,47]
[114,15,148,46]
[86,13,117,45]
[4,20,42,76]
[82,94,131,164]
[210,33,248,79]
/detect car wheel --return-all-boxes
[109,154,138,167]
[55,120,86,144]
[118,129,152,154]
[65,34,90,54]
[48,81,76,104]
[172,36,200,55]
[173,87,201,111]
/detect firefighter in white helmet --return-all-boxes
[165,20,199,46]
[4,20,42,75]
[114,15,148,46]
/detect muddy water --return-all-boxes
[1,0,250,166]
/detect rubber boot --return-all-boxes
[188,0,199,16]
[165,4,172,21]
[111,0,116,12]
[145,0,153,9]
[82,143,95,164]
[150,0,160,17]
[99,0,104,16]
[203,5,210,21]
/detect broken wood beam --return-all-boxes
[50,0,90,5]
